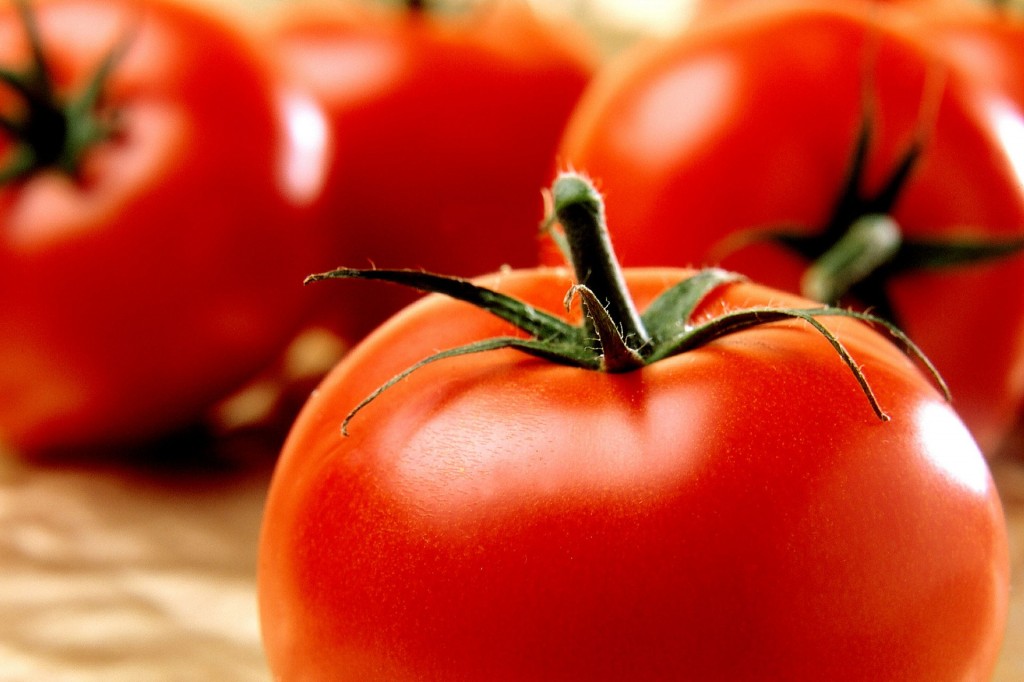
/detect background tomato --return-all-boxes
[902,1,1024,110]
[0,0,329,456]
[258,261,1009,680]
[267,0,597,343]
[554,1,1024,455]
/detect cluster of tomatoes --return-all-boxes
[2,0,1020,679]
[0,0,594,456]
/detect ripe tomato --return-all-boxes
[902,1,1024,109]
[0,0,329,455]
[554,1,1024,456]
[258,173,1009,681]
[268,0,596,342]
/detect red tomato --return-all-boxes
[258,261,1009,680]
[268,0,597,342]
[554,1,1024,455]
[903,2,1024,109]
[0,0,329,456]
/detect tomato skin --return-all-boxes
[903,3,1024,112]
[268,1,596,342]
[553,2,1024,455]
[0,0,329,455]
[258,267,1009,681]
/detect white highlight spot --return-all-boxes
[916,402,990,495]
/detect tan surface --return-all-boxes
[1,436,1023,681]
[991,455,1024,682]
[0,447,275,682]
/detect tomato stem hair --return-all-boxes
[552,173,651,360]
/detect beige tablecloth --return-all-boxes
[1,432,1023,681]
[0,446,274,682]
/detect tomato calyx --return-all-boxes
[308,172,947,435]
[716,97,1024,322]
[0,0,132,183]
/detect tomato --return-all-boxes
[0,0,329,456]
[903,2,1024,110]
[554,1,1024,456]
[268,0,596,342]
[258,173,1009,681]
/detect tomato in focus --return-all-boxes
[0,0,329,456]
[554,1,1024,455]
[268,0,597,342]
[258,174,1009,681]
[258,266,1009,681]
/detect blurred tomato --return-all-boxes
[0,0,329,456]
[555,0,1024,454]
[269,0,597,342]
[902,1,1024,109]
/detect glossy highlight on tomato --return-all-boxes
[0,0,329,455]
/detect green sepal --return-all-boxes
[312,172,951,435]
[0,148,35,184]
[648,304,948,421]
[0,0,133,182]
[641,268,746,345]
[317,264,948,433]
[706,82,1024,313]
[306,267,579,343]
[340,335,600,436]
[0,64,40,101]
[58,25,135,174]
[566,285,644,372]
[889,235,1024,270]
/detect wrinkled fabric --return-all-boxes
[0,455,271,681]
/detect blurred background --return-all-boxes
[2,0,1023,680]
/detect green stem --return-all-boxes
[0,0,128,183]
[801,214,902,303]
[552,173,651,350]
